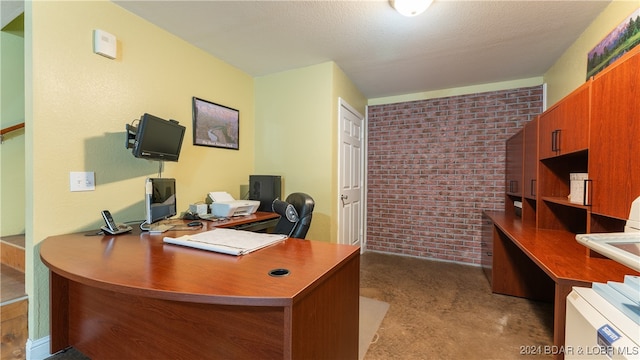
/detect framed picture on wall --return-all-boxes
[586,7,640,79]
[192,97,239,150]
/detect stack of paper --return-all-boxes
[163,228,287,256]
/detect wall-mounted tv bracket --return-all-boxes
[125,123,137,149]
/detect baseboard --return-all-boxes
[365,249,482,267]
[26,336,51,360]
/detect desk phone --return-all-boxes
[101,210,132,235]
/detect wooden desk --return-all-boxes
[40,214,360,359]
[484,211,639,358]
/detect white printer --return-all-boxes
[624,196,640,233]
[567,196,640,359]
[208,191,260,217]
[576,196,640,272]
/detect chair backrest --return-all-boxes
[272,192,314,239]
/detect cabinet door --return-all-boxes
[505,130,523,197]
[590,50,640,220]
[523,118,538,200]
[539,81,590,159]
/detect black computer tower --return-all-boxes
[249,175,282,212]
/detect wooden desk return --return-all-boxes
[40,212,361,359]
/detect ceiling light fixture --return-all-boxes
[391,0,433,17]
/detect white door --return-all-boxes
[338,99,364,246]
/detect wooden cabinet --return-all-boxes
[520,118,538,225]
[505,130,523,197]
[538,81,590,160]
[504,121,537,224]
[537,76,590,232]
[505,130,524,221]
[523,118,538,200]
[589,49,640,220]
[533,49,640,235]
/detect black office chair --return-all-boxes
[271,193,315,239]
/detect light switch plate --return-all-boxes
[70,172,95,192]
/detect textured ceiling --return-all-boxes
[115,0,612,99]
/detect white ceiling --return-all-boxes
[1,1,24,29]
[115,0,612,99]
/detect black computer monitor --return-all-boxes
[145,178,177,225]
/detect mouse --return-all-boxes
[187,221,203,227]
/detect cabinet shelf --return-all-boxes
[541,196,590,210]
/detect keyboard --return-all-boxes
[232,218,279,232]
[198,213,228,221]
[149,224,174,234]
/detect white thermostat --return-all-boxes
[93,29,117,59]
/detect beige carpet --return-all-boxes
[359,296,390,360]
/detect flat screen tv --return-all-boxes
[129,113,186,162]
[145,178,177,225]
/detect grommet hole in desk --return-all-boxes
[269,268,290,277]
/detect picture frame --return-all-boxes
[192,97,239,150]
[586,8,640,79]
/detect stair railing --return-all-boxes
[0,122,25,143]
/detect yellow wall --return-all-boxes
[254,62,334,242]
[1,14,25,236]
[254,62,365,243]
[332,63,367,120]
[544,0,640,106]
[25,0,255,339]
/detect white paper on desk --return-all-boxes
[163,228,287,256]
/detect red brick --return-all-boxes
[366,85,542,265]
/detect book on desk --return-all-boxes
[163,228,287,256]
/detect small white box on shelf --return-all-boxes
[569,173,589,204]
[514,200,523,217]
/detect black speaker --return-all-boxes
[249,175,282,212]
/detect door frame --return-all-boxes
[337,98,367,250]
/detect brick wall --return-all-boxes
[366,86,543,264]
